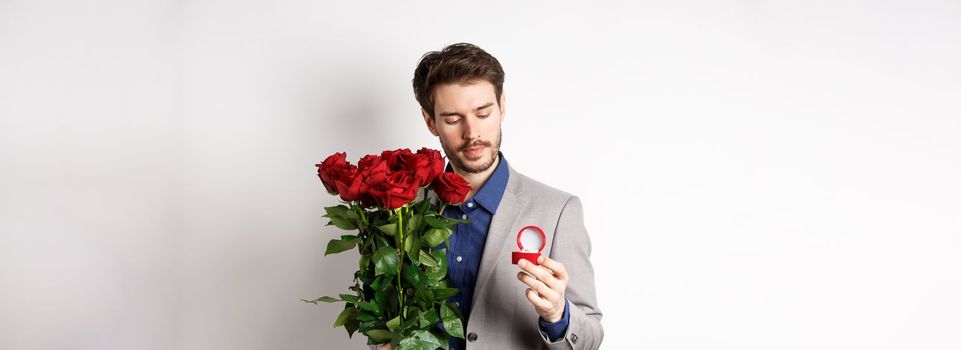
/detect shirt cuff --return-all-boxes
[538,299,570,342]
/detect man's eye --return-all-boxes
[478,114,490,119]
[445,118,461,124]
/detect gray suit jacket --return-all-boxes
[455,165,603,349]
[373,165,604,350]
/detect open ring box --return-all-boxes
[512,225,546,265]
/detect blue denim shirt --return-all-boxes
[440,152,570,349]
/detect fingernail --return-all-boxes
[518,259,527,267]
[538,256,545,263]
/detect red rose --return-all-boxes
[368,170,420,209]
[431,172,472,205]
[396,151,432,187]
[358,154,382,172]
[381,148,413,172]
[416,148,445,186]
[360,157,389,189]
[318,149,450,209]
[333,169,366,202]
[316,152,355,194]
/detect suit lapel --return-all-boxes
[471,166,528,306]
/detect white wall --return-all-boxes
[2,1,959,349]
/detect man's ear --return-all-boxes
[498,93,506,121]
[422,108,439,136]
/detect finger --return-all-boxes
[538,256,569,281]
[518,260,555,284]
[519,261,564,291]
[517,272,559,301]
[525,288,553,310]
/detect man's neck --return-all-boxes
[452,153,500,201]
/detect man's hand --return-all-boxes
[516,256,568,322]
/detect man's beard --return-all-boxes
[442,130,502,174]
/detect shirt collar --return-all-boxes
[444,151,509,215]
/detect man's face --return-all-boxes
[422,80,504,174]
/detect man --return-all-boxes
[381,43,603,349]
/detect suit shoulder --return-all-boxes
[514,171,577,204]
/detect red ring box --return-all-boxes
[512,225,546,265]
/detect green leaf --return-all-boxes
[417,199,431,214]
[370,276,389,291]
[432,330,451,349]
[441,302,465,339]
[358,301,383,315]
[358,311,376,322]
[373,247,400,276]
[374,234,393,251]
[424,215,447,229]
[417,308,436,328]
[353,208,368,231]
[446,216,470,225]
[386,315,402,332]
[343,208,360,221]
[366,329,393,344]
[423,308,439,325]
[324,205,351,218]
[431,288,458,301]
[406,214,424,235]
[413,288,433,305]
[377,222,398,236]
[398,337,433,350]
[374,289,391,312]
[301,295,339,304]
[409,329,444,346]
[324,238,357,255]
[334,306,358,328]
[359,254,370,270]
[421,227,451,248]
[402,265,428,289]
[324,205,359,230]
[338,294,359,304]
[426,249,448,282]
[358,274,372,286]
[359,320,380,333]
[403,235,416,256]
[327,215,358,230]
[425,214,468,229]
[345,317,359,338]
[418,250,437,267]
[400,316,419,334]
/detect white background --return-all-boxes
[2,1,959,349]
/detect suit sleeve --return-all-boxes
[539,196,604,350]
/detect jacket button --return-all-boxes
[571,333,578,344]
[467,332,478,342]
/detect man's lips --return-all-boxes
[463,145,485,157]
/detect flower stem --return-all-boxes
[354,203,369,250]
[395,206,405,320]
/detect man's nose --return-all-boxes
[462,116,481,141]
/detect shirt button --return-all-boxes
[461,214,467,220]
[467,202,474,208]
[456,256,463,262]
[467,332,478,342]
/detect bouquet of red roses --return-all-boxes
[305,148,472,349]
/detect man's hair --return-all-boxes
[412,43,505,118]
